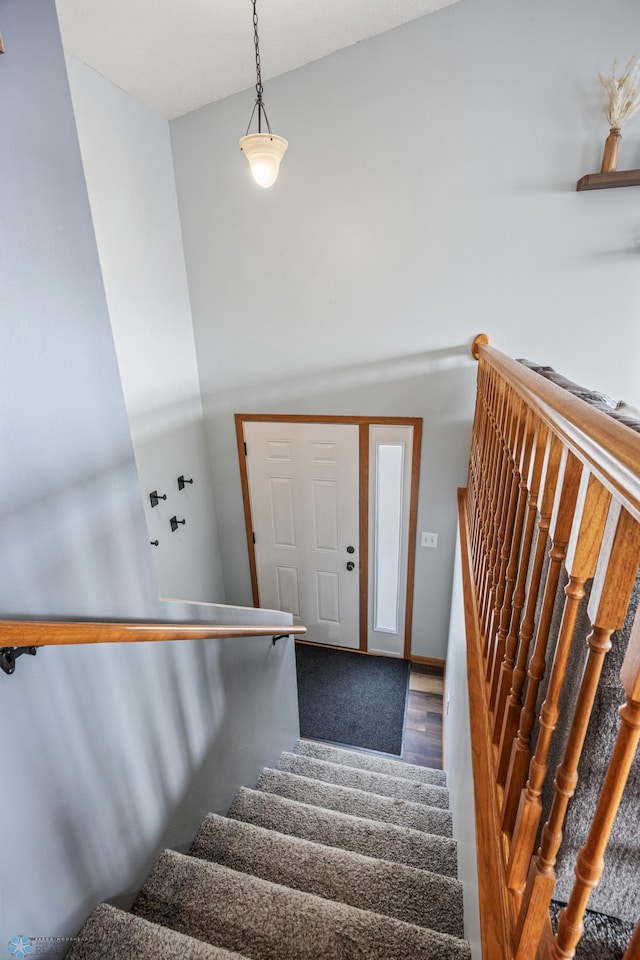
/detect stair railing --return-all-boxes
[461,334,640,960]
[0,620,306,674]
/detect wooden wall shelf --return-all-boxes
[577,169,640,191]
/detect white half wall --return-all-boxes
[445,524,481,959]
[170,0,640,659]
[65,55,225,604]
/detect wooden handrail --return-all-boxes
[473,335,640,522]
[463,335,640,960]
[0,620,306,647]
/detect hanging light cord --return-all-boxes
[245,0,273,136]
[253,0,263,100]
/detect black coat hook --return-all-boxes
[178,476,194,491]
[170,516,186,532]
[150,540,159,546]
[150,491,167,508]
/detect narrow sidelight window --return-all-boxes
[374,443,405,634]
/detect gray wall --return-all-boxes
[0,1,298,946]
[65,54,225,605]
[171,0,640,660]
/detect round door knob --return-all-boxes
[346,561,355,571]
[346,545,355,554]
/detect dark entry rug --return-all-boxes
[294,643,410,756]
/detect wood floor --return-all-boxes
[299,657,444,770]
[402,663,444,768]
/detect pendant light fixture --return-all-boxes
[239,0,288,188]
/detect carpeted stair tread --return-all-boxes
[549,901,634,960]
[294,739,447,786]
[133,849,471,960]
[278,751,450,808]
[66,903,250,960]
[191,812,464,937]
[257,767,453,836]
[229,787,458,876]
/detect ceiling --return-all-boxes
[55,0,460,120]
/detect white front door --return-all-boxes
[244,421,360,648]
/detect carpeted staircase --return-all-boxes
[68,740,470,960]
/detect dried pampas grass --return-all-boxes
[599,56,640,129]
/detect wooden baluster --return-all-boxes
[469,334,488,566]
[482,385,515,667]
[489,404,532,713]
[552,600,640,959]
[497,431,561,788]
[493,418,547,748]
[466,376,478,511]
[484,387,514,642]
[478,376,506,643]
[507,470,611,895]
[476,367,501,642]
[502,445,582,835]
[470,363,491,581]
[514,503,640,959]
[486,392,524,692]
[623,920,640,960]
[467,365,484,554]
[470,363,489,553]
[480,371,508,633]
[471,371,491,625]
[470,415,488,587]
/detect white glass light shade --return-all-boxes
[239,133,288,188]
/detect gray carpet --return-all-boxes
[295,642,410,754]
[256,766,454,835]
[293,738,447,785]
[548,901,635,960]
[69,743,468,959]
[228,786,459,875]
[191,812,464,937]
[133,850,470,960]
[278,751,450,807]
[66,903,250,959]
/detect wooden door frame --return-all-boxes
[235,414,423,659]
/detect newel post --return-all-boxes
[471,333,490,359]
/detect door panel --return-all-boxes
[311,480,338,551]
[275,565,301,616]
[270,477,297,546]
[316,570,340,622]
[244,421,360,648]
